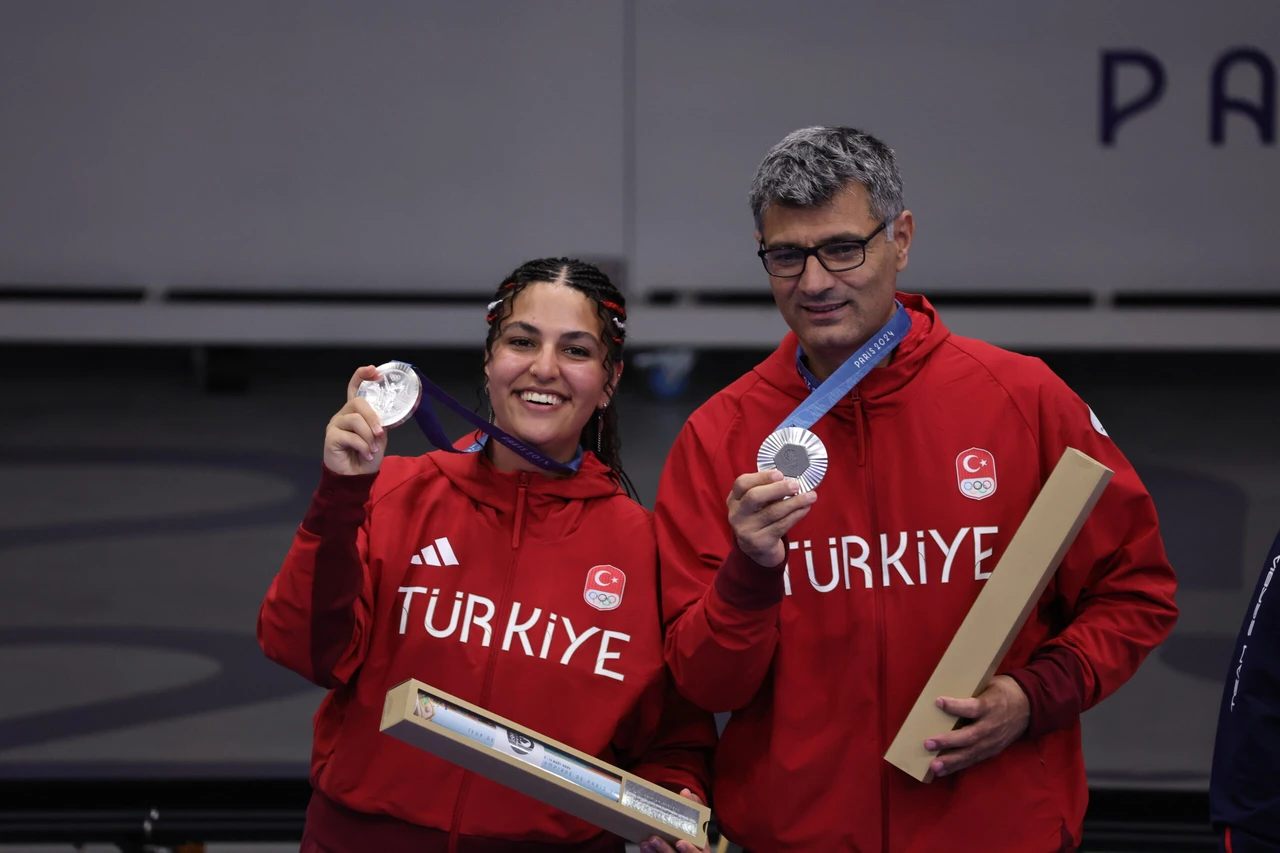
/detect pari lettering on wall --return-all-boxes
[1101,47,1275,145]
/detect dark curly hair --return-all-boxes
[482,257,636,499]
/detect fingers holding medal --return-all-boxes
[725,427,825,569]
[324,363,412,476]
[354,361,422,428]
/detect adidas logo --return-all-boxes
[410,537,459,567]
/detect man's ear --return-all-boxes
[893,210,915,271]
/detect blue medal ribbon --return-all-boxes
[776,300,912,431]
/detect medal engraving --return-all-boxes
[757,427,828,493]
[356,360,423,428]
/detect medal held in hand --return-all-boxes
[757,426,828,493]
[353,359,580,474]
[356,361,423,428]
[757,301,912,491]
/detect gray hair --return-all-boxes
[749,126,904,239]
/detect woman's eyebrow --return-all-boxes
[559,330,599,344]
[505,321,541,336]
[505,322,599,345]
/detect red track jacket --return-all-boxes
[657,292,1178,853]
[260,449,715,852]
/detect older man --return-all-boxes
[656,126,1178,852]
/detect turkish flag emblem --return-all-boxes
[956,448,997,501]
[584,565,626,611]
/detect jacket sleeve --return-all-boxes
[610,516,719,803]
[616,675,718,803]
[257,465,379,689]
[657,418,785,713]
[1209,531,1280,850]
[1005,372,1179,737]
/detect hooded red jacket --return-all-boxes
[656,293,1178,853]
[259,448,715,852]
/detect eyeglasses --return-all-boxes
[757,221,888,278]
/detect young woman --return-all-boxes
[258,258,714,853]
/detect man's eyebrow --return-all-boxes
[765,232,869,249]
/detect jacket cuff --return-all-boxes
[634,764,706,803]
[302,465,377,533]
[1006,645,1088,739]
[713,542,787,611]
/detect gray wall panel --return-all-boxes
[633,0,1280,295]
[0,1,625,292]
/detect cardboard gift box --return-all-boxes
[381,678,711,847]
[884,447,1114,782]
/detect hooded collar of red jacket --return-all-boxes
[429,437,624,515]
[753,291,950,414]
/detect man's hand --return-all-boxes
[639,788,710,853]
[923,675,1030,778]
[727,471,816,567]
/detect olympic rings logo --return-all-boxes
[587,590,620,607]
[962,479,995,493]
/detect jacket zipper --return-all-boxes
[447,471,531,852]
[853,391,867,468]
[857,393,890,853]
[511,472,528,549]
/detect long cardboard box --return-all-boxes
[884,447,1114,782]
[380,679,710,848]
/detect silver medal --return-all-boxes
[356,360,422,428]
[757,427,828,493]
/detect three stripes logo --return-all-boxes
[410,537,459,567]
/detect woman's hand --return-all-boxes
[323,365,388,476]
[639,788,712,853]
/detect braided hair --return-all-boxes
[482,257,637,499]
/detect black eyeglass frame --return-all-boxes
[756,221,889,277]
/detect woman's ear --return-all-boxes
[600,360,623,408]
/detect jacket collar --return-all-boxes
[428,438,622,514]
[757,291,950,411]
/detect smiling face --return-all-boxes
[756,182,914,381]
[484,281,618,470]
